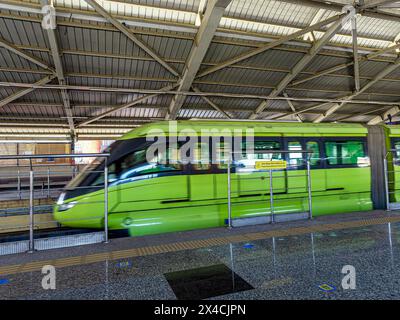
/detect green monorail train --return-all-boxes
[54,121,400,236]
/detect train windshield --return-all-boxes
[66,156,106,189]
[63,139,182,199]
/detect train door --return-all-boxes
[323,138,369,193]
[278,137,326,195]
[212,139,238,199]
[304,139,326,192]
[188,140,215,201]
[284,138,305,195]
[236,138,284,197]
[390,138,400,202]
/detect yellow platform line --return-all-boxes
[1,215,400,276]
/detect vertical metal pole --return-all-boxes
[384,157,390,211]
[47,167,50,198]
[269,168,274,223]
[17,169,21,199]
[104,157,109,243]
[28,161,35,253]
[307,160,313,219]
[227,153,232,229]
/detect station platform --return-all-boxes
[0,210,400,300]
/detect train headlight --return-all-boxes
[57,192,66,205]
[58,201,77,212]
[57,193,77,211]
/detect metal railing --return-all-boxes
[0,163,82,200]
[0,153,110,253]
[227,150,313,228]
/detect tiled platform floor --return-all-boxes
[1,210,400,299]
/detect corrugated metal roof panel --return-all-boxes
[198,67,287,87]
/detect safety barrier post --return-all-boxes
[104,158,109,243]
[47,167,51,198]
[227,154,232,229]
[269,168,274,223]
[306,159,313,219]
[384,157,390,211]
[17,169,21,199]
[28,160,35,253]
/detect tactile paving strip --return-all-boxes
[1,215,400,276]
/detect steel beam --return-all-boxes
[0,9,397,62]
[0,75,55,109]
[249,15,350,120]
[280,0,400,22]
[83,0,180,78]
[0,37,55,73]
[368,106,400,124]
[361,0,400,9]
[0,104,374,118]
[1,0,400,47]
[195,14,344,80]
[314,56,400,122]
[290,42,400,87]
[77,83,178,127]
[6,58,400,85]
[272,101,333,121]
[192,86,231,119]
[41,0,75,133]
[2,80,400,104]
[352,17,360,92]
[283,92,302,122]
[166,0,232,120]
[336,105,392,121]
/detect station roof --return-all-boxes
[1,0,400,140]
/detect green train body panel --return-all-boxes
[386,125,400,202]
[120,120,368,140]
[54,121,374,236]
[54,168,372,234]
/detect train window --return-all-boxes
[241,141,282,160]
[255,141,281,159]
[232,141,282,171]
[324,141,365,166]
[394,142,400,165]
[215,142,230,169]
[192,142,210,171]
[120,147,182,179]
[216,140,282,170]
[91,147,183,186]
[288,141,303,167]
[306,141,321,166]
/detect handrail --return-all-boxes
[0,153,110,160]
[0,152,111,252]
[229,150,313,154]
